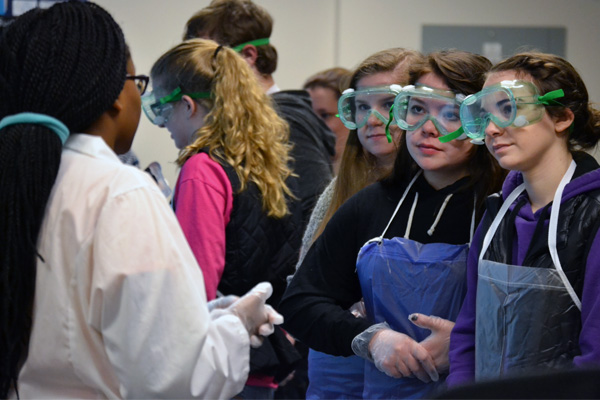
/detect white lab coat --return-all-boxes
[13,134,249,399]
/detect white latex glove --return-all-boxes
[409,313,455,374]
[227,282,284,348]
[207,295,238,312]
[369,329,439,383]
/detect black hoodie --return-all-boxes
[272,90,336,228]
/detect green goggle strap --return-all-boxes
[543,87,574,134]
[231,38,270,52]
[537,88,565,106]
[438,126,465,143]
[159,87,212,105]
[384,105,394,143]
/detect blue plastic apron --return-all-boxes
[306,349,365,399]
[476,161,581,381]
[356,172,470,399]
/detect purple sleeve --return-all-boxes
[446,221,484,387]
[574,229,600,368]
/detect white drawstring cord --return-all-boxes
[404,192,419,239]
[427,194,453,236]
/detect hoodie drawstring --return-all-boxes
[427,194,454,236]
[404,192,419,239]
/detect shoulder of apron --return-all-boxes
[528,188,600,298]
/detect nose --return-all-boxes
[484,120,503,138]
[366,110,384,126]
[421,118,439,137]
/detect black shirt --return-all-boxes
[279,173,477,356]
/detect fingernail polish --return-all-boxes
[409,314,418,321]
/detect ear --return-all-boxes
[112,98,124,113]
[181,95,198,119]
[239,44,258,67]
[553,108,575,135]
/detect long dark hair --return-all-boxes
[0,1,128,396]
[390,50,505,215]
[313,48,423,240]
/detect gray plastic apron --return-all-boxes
[476,160,581,381]
[356,172,471,399]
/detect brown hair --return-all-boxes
[313,48,423,239]
[183,0,277,75]
[151,39,293,218]
[392,50,505,215]
[490,52,600,151]
[303,67,352,97]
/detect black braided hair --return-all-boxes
[0,1,127,397]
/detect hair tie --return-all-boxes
[0,112,70,144]
[213,45,224,61]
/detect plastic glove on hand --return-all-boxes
[207,295,239,312]
[409,313,455,374]
[227,282,284,348]
[369,329,439,383]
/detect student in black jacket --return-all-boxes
[280,50,505,399]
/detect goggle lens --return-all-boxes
[338,86,402,130]
[393,86,465,138]
[142,92,173,125]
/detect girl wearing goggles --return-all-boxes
[288,48,422,400]
[449,53,600,387]
[281,50,505,399]
[149,39,301,398]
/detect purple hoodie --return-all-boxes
[447,154,600,387]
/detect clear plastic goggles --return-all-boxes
[142,91,174,125]
[142,87,212,126]
[459,80,564,143]
[338,84,403,131]
[393,84,466,142]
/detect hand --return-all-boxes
[369,329,439,383]
[207,295,238,312]
[227,282,284,348]
[409,313,455,374]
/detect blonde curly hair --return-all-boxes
[151,38,294,218]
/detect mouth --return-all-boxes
[492,143,511,152]
[417,142,442,152]
[366,133,388,139]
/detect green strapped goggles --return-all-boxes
[393,84,466,143]
[458,80,565,143]
[337,84,403,142]
[142,87,211,125]
[231,38,270,52]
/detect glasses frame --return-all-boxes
[126,75,150,95]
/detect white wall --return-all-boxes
[95,0,600,185]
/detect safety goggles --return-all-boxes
[458,80,565,143]
[337,84,403,142]
[142,87,211,125]
[393,84,466,142]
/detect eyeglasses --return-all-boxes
[126,75,149,95]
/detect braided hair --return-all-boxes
[0,1,128,396]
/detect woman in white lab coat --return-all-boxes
[0,2,279,398]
